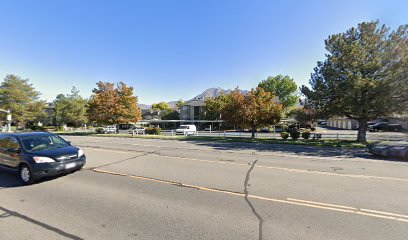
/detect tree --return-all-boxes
[220,89,246,127]
[200,94,228,120]
[175,99,186,111]
[241,87,283,138]
[53,87,88,127]
[0,74,46,126]
[258,75,298,110]
[288,107,317,126]
[161,110,180,120]
[151,102,171,111]
[301,21,408,143]
[87,81,142,125]
[221,88,283,138]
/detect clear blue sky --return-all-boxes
[0,0,407,104]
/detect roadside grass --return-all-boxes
[55,131,367,149]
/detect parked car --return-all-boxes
[367,142,408,160]
[103,125,117,134]
[352,121,376,130]
[129,127,145,135]
[0,132,86,184]
[368,122,403,132]
[176,125,197,135]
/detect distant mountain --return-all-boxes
[191,87,248,100]
[167,101,178,109]
[138,87,248,109]
[138,104,151,110]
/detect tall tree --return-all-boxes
[151,102,171,111]
[200,94,228,120]
[301,21,408,143]
[53,87,88,127]
[0,74,46,126]
[87,81,142,125]
[288,107,317,126]
[220,89,245,127]
[241,87,283,138]
[221,88,283,138]
[175,99,186,111]
[258,75,298,110]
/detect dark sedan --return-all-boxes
[0,132,86,184]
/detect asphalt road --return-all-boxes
[1,136,408,240]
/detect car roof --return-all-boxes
[0,132,53,138]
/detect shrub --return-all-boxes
[145,127,161,135]
[289,129,300,140]
[95,127,104,134]
[280,131,289,140]
[302,131,311,140]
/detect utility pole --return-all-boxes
[0,109,12,132]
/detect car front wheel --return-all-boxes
[19,164,35,184]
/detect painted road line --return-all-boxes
[91,169,408,223]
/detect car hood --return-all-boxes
[26,146,79,159]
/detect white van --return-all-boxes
[176,125,197,135]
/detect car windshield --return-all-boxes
[20,135,70,153]
[178,126,188,129]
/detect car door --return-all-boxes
[0,135,9,166]
[3,136,22,168]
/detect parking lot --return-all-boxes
[1,136,408,239]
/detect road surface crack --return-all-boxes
[244,159,263,240]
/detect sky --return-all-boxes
[0,0,407,104]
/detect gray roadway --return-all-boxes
[1,136,408,240]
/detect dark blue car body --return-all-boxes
[0,132,86,183]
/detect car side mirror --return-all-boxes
[66,141,72,145]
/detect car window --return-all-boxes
[20,135,70,153]
[0,135,8,148]
[7,137,20,150]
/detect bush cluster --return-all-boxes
[280,132,289,140]
[301,131,311,140]
[289,129,300,140]
[95,127,104,134]
[145,127,161,135]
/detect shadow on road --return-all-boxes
[0,206,84,240]
[180,139,407,162]
[0,167,79,189]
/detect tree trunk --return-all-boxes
[357,119,368,143]
[251,127,256,139]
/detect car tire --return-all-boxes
[19,164,35,185]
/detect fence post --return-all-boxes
[336,133,339,140]
[224,131,226,138]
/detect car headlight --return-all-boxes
[33,156,55,163]
[78,149,84,157]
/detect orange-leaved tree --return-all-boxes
[242,87,283,139]
[221,87,283,139]
[88,81,141,125]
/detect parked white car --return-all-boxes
[176,125,197,135]
[129,127,145,135]
[103,125,116,134]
